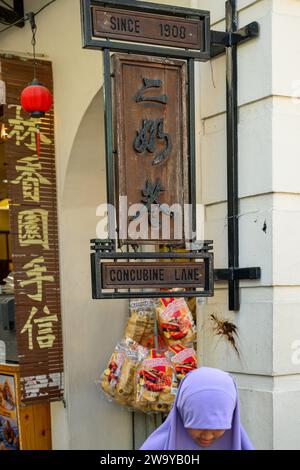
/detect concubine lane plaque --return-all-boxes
[101,262,205,289]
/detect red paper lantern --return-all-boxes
[21,78,53,118]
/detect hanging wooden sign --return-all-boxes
[83,1,215,301]
[90,240,214,300]
[0,55,63,405]
[114,54,189,245]
[81,0,211,60]
[92,6,204,50]
[101,262,205,289]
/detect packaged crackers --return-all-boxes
[125,299,156,346]
[135,350,178,413]
[156,298,196,345]
[101,339,148,407]
[168,343,198,381]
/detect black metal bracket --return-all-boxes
[82,0,262,309]
[0,0,24,28]
[90,239,214,300]
[210,21,259,58]
[214,267,261,282]
[211,1,261,311]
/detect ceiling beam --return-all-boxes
[0,0,24,28]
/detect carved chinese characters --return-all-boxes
[1,56,63,404]
[114,55,189,245]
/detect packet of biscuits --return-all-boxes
[135,349,177,413]
[156,297,196,345]
[168,343,198,381]
[116,341,149,407]
[125,299,156,346]
[100,338,148,406]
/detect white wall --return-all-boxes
[195,0,300,449]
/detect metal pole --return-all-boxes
[226,0,240,310]
[188,58,197,242]
[103,49,115,238]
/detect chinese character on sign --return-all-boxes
[11,155,51,202]
[18,209,49,249]
[20,257,54,302]
[7,105,52,151]
[133,78,172,165]
[132,178,173,227]
[21,306,58,350]
[135,78,168,104]
[134,118,172,165]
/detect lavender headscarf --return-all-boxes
[140,367,254,450]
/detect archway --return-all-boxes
[51,88,132,450]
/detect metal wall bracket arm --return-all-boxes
[210,21,259,58]
[212,1,261,311]
[214,267,261,282]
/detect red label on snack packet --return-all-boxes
[169,343,186,355]
[160,297,175,307]
[172,348,197,366]
[149,349,165,359]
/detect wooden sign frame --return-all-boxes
[81,0,211,61]
[1,56,64,405]
[91,239,214,299]
[101,262,205,290]
[114,54,189,246]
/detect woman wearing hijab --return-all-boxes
[140,367,254,450]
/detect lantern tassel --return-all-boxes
[36,124,41,160]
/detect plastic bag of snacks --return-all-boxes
[101,338,148,406]
[168,343,198,381]
[156,297,196,345]
[135,350,178,413]
[125,299,156,346]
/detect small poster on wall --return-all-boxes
[0,374,19,450]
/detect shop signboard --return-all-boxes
[101,262,205,289]
[81,0,211,60]
[114,54,189,245]
[83,0,216,299]
[92,6,205,50]
[84,0,261,308]
[1,56,64,404]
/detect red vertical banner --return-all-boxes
[0,55,64,404]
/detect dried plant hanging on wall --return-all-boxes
[210,313,240,358]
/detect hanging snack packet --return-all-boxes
[168,343,198,381]
[156,297,196,345]
[101,342,126,399]
[101,338,147,405]
[135,350,177,413]
[125,299,156,346]
[115,341,148,406]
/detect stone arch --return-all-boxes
[52,88,131,450]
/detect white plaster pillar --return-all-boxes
[194,0,300,450]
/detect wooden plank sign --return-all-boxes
[114,54,189,245]
[0,55,63,405]
[92,6,204,50]
[101,262,205,289]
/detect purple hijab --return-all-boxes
[140,367,254,450]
